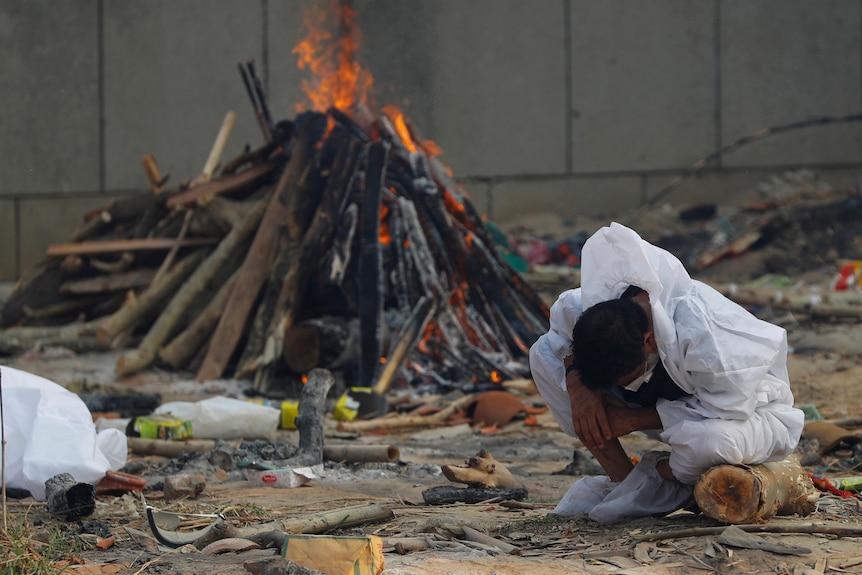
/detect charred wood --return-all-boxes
[358,141,390,389]
[281,315,360,374]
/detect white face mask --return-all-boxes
[623,352,660,392]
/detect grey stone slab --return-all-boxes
[0,200,18,281]
[720,0,862,167]
[103,1,266,190]
[488,176,643,226]
[429,0,568,177]
[18,196,113,277]
[0,1,100,193]
[570,0,717,173]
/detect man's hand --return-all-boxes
[565,368,612,451]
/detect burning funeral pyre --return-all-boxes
[0,1,550,398]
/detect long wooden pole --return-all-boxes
[196,121,316,382]
[358,141,389,389]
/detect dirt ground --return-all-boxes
[3,179,862,574]
[6,334,862,575]
[5,292,862,574]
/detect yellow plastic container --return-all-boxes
[247,399,299,429]
[133,415,192,441]
[280,400,299,430]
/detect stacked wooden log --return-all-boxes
[0,102,550,395]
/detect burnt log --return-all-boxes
[358,141,390,389]
[78,392,162,418]
[422,485,528,506]
[281,315,360,373]
[45,473,96,521]
[285,368,335,468]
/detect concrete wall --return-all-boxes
[1,0,860,281]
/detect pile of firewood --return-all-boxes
[0,69,550,395]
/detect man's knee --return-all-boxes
[666,422,746,484]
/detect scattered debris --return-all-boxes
[441,449,525,490]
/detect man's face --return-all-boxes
[615,359,646,388]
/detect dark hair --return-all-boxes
[570,298,649,390]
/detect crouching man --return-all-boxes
[529,222,804,523]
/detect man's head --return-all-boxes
[570,295,656,390]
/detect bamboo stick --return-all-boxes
[96,250,207,347]
[336,394,476,433]
[239,503,393,535]
[127,438,215,457]
[323,444,400,463]
[157,272,238,370]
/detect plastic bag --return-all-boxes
[0,365,127,500]
[154,396,280,439]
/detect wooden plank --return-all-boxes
[46,237,217,257]
[58,268,157,295]
[166,160,277,208]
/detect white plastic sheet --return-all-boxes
[0,365,127,501]
[154,396,280,439]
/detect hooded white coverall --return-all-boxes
[530,223,804,519]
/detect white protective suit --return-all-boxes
[0,365,128,500]
[530,223,804,519]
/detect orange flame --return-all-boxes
[490,371,502,384]
[382,106,418,153]
[449,282,481,346]
[379,203,391,245]
[293,0,374,112]
[418,321,441,356]
[301,373,309,384]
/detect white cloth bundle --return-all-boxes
[1,365,127,500]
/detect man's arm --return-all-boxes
[564,355,613,451]
[605,404,662,437]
